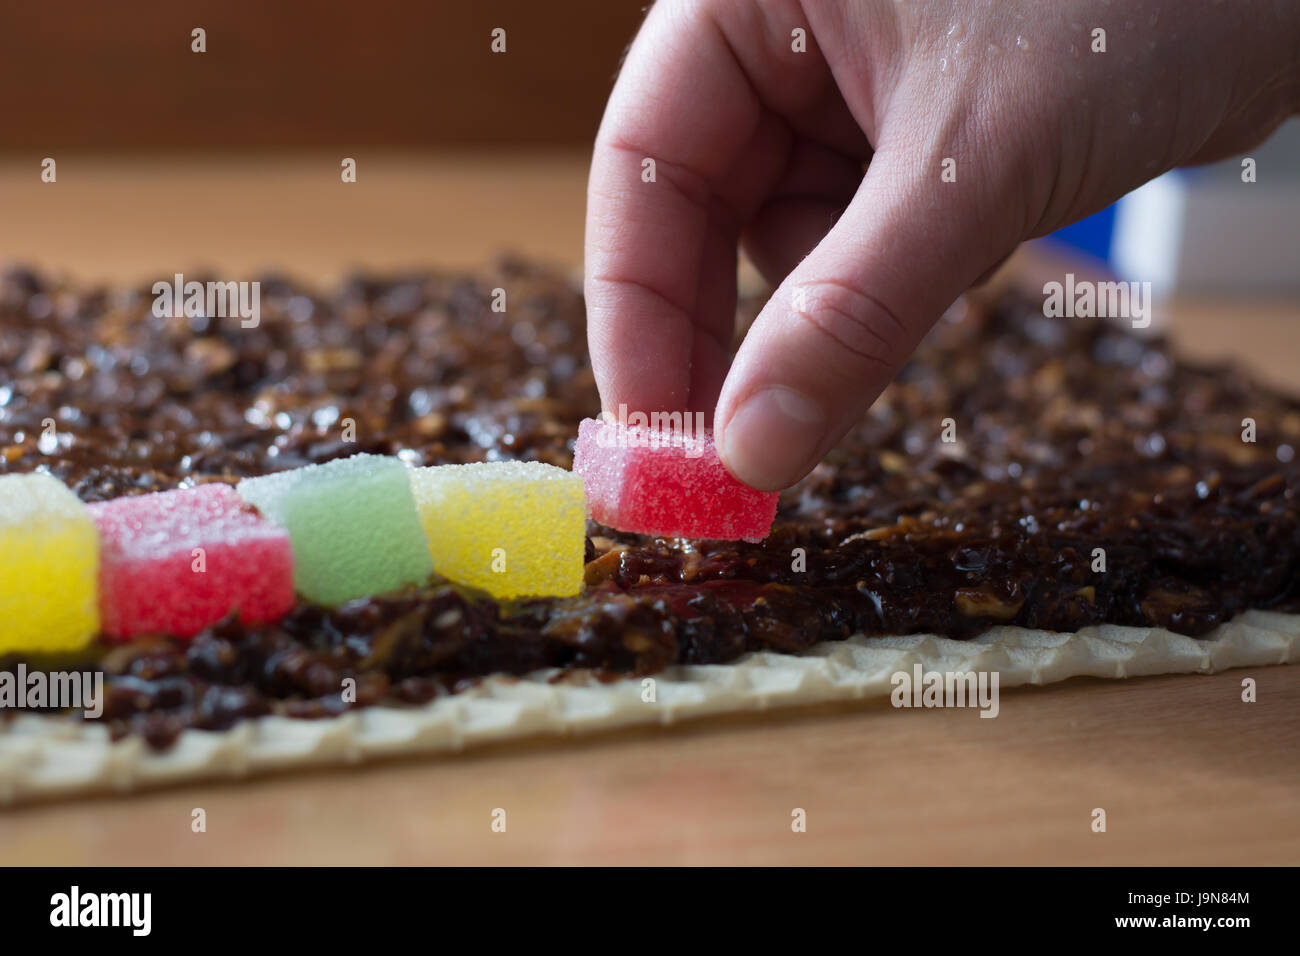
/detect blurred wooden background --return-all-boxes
[0,0,647,149]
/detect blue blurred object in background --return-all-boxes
[1046,118,1300,296]
[1050,204,1117,265]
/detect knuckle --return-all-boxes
[787,279,909,372]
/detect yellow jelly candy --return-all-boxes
[0,473,99,653]
[410,461,585,599]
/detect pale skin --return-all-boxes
[585,0,1300,490]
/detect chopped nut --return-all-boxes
[1246,473,1285,500]
[583,549,621,586]
[183,339,237,376]
[623,630,654,653]
[413,411,448,438]
[954,587,1024,620]
[681,549,703,582]
[304,348,363,373]
[879,450,907,473]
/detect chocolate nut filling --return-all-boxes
[1,258,1296,749]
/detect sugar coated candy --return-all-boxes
[89,483,295,639]
[236,454,433,604]
[0,473,100,653]
[410,461,585,599]
[572,417,778,542]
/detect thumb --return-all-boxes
[715,142,1014,491]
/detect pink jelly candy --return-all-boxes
[573,417,779,542]
[89,483,295,640]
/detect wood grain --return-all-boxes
[0,153,1296,865]
[0,1,646,148]
[2,670,1296,865]
[0,151,591,283]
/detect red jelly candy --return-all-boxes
[89,483,295,639]
[573,417,779,542]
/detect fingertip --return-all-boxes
[717,385,828,491]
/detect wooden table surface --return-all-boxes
[1,151,1297,865]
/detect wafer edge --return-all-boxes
[2,608,1295,805]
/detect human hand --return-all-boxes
[585,0,1300,489]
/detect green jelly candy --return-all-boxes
[236,454,433,604]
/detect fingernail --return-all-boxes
[719,386,826,491]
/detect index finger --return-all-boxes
[584,0,778,419]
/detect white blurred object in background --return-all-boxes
[1111,118,1300,295]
